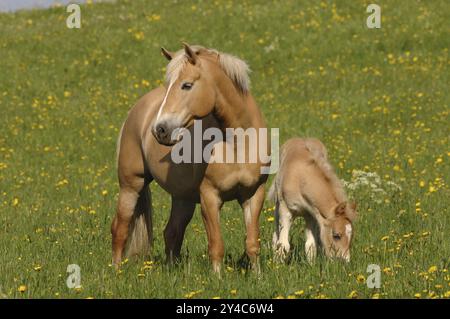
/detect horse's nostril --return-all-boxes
[157,125,165,135]
[155,122,169,140]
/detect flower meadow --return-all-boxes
[0,0,448,298]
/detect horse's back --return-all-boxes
[277,138,333,212]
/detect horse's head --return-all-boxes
[152,43,250,146]
[152,43,217,145]
[321,201,357,262]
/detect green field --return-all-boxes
[0,0,449,299]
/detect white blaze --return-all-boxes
[156,78,176,122]
[345,224,352,240]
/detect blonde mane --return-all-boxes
[165,45,251,93]
[304,139,348,205]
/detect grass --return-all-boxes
[0,0,449,299]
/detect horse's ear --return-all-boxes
[334,202,346,217]
[182,42,197,65]
[161,47,173,61]
[347,201,358,221]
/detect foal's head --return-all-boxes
[321,201,357,262]
[152,43,250,145]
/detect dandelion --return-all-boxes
[383,267,392,275]
[428,266,438,273]
[294,290,304,296]
[267,216,274,222]
[356,275,365,283]
[101,190,108,196]
[348,290,358,299]
[12,198,19,207]
[18,285,27,293]
[184,290,202,298]
[133,31,144,41]
[414,293,421,298]
[230,289,237,295]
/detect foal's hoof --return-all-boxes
[212,261,222,278]
[251,261,262,277]
[273,250,288,264]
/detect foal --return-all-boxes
[269,138,357,262]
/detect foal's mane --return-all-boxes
[165,45,251,93]
[304,139,348,206]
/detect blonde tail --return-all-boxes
[267,180,278,203]
[124,187,153,258]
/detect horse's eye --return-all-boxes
[181,82,193,90]
[332,232,342,241]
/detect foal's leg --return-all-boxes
[240,184,265,273]
[274,200,292,260]
[200,188,224,274]
[164,197,196,263]
[304,213,319,263]
[111,177,145,266]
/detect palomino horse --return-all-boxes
[269,138,357,262]
[111,43,269,273]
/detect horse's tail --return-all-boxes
[267,179,278,203]
[124,186,153,258]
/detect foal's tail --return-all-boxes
[267,179,278,203]
[124,186,153,258]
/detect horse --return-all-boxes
[269,138,357,262]
[111,43,270,273]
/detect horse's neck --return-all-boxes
[311,193,339,222]
[214,93,252,130]
[213,71,262,130]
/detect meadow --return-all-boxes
[0,0,449,299]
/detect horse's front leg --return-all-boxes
[240,183,265,273]
[200,186,224,274]
[164,197,196,263]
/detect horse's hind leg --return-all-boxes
[164,197,196,263]
[111,177,152,266]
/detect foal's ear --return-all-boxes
[334,202,347,217]
[347,201,358,221]
[182,42,197,65]
[161,47,173,61]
